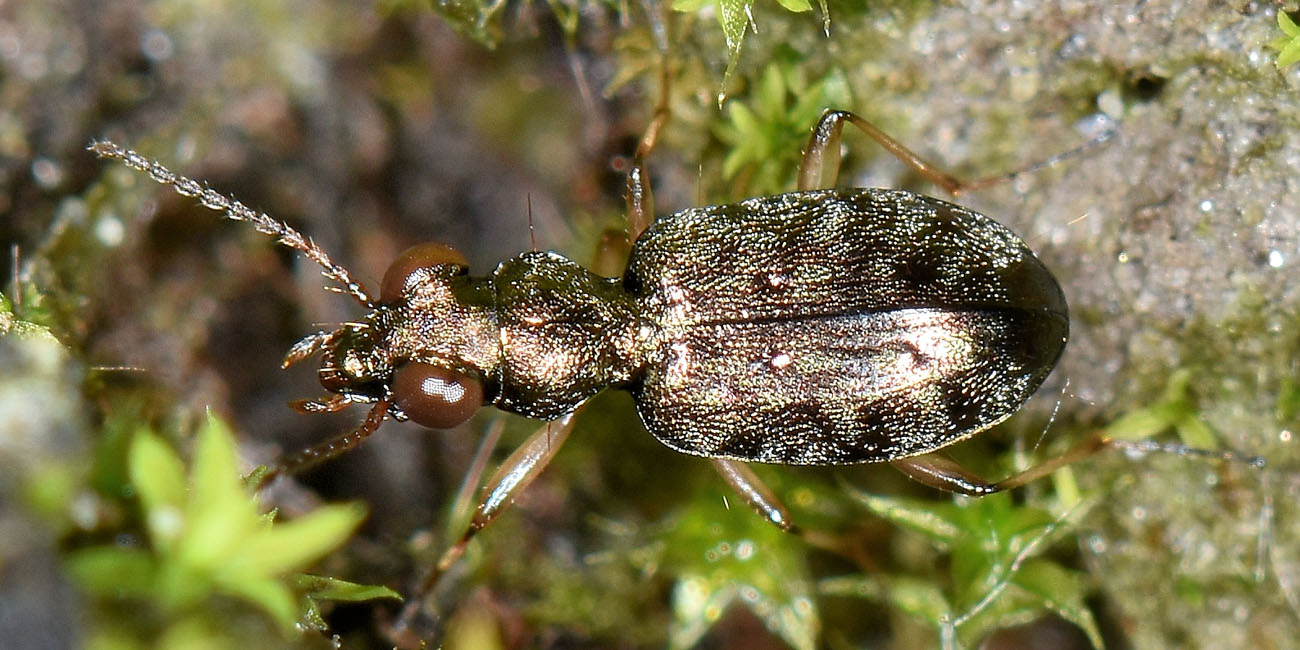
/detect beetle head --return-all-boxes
[286,243,488,429]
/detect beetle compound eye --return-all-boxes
[391,361,483,428]
[380,242,469,303]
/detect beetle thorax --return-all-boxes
[490,251,641,420]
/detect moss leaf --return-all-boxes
[1272,12,1300,68]
[1012,559,1104,650]
[295,574,402,602]
[129,429,187,550]
[1279,10,1300,37]
[234,502,367,577]
[841,488,962,546]
[664,482,818,650]
[65,546,158,598]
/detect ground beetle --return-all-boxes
[93,107,1131,634]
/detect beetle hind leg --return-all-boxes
[889,433,1110,496]
[890,432,1264,497]
[797,109,1116,196]
[798,110,966,194]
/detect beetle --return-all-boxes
[92,107,1107,630]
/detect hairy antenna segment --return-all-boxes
[89,140,375,307]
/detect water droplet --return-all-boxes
[95,214,124,246]
[141,29,174,62]
[31,157,63,188]
[1086,534,1108,553]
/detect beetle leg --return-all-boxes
[889,433,1111,496]
[712,460,880,568]
[252,398,390,489]
[799,109,1117,196]
[603,38,670,274]
[394,413,579,636]
[711,458,800,534]
[444,412,577,557]
[624,17,673,242]
[624,108,663,242]
[799,110,965,194]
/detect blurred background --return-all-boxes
[1,0,1297,648]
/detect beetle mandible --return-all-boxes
[91,106,1094,584]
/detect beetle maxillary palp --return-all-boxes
[257,398,392,488]
[289,393,357,414]
[282,330,338,368]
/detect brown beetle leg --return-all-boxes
[624,109,664,242]
[798,110,965,194]
[712,459,800,534]
[624,16,672,242]
[798,109,1116,196]
[394,414,579,636]
[889,433,1111,496]
[253,398,390,489]
[443,413,577,562]
[711,459,878,570]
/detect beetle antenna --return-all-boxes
[89,141,375,307]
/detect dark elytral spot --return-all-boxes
[895,339,930,367]
[943,383,988,431]
[896,252,945,291]
[715,429,762,459]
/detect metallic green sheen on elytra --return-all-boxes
[325,187,1067,465]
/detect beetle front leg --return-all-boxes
[251,398,390,489]
[394,414,578,637]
